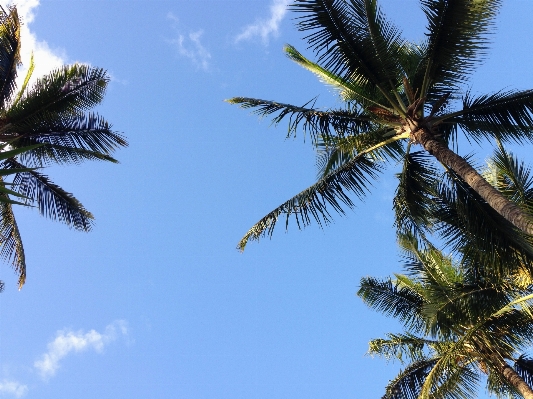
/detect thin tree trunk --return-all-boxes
[412,126,533,236]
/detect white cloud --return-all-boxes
[34,320,128,381]
[0,380,28,398]
[167,13,211,71]
[235,0,290,44]
[0,0,65,89]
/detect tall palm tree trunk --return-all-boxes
[412,126,533,236]
[493,357,533,399]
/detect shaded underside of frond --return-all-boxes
[383,358,438,399]
[5,158,93,231]
[0,5,20,106]
[0,189,25,288]
[434,167,533,279]
[6,64,109,123]
[486,147,533,211]
[238,153,382,250]
[514,355,533,389]
[315,128,404,178]
[227,96,374,141]
[358,276,424,331]
[449,89,533,145]
[394,151,439,239]
[5,113,127,165]
[290,0,404,101]
[415,0,501,99]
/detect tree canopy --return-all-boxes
[229,0,533,252]
[0,6,127,288]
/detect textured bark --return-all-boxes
[495,358,533,399]
[412,126,533,236]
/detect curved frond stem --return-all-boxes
[11,51,34,108]
[289,0,405,113]
[227,96,374,141]
[238,133,406,250]
[284,44,398,111]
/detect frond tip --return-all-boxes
[237,153,382,251]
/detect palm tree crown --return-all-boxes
[229,0,533,250]
[358,234,533,399]
[0,6,127,288]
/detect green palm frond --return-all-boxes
[0,197,25,288]
[7,113,126,165]
[515,355,533,389]
[315,128,404,178]
[5,158,93,231]
[442,90,533,144]
[485,367,521,399]
[358,276,424,331]
[6,64,108,124]
[284,44,391,107]
[11,51,34,108]
[434,167,533,279]
[394,151,439,239]
[226,96,373,141]
[419,342,479,399]
[290,0,404,109]
[425,363,479,399]
[382,358,438,399]
[485,146,533,212]
[237,152,383,250]
[368,333,437,363]
[415,0,501,100]
[0,6,126,290]
[0,6,20,106]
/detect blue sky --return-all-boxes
[0,1,532,398]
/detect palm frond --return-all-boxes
[485,146,533,212]
[11,51,34,107]
[284,44,391,107]
[226,96,373,142]
[415,0,501,99]
[315,128,404,178]
[434,168,533,279]
[6,113,126,165]
[394,151,439,239]
[420,347,479,399]
[485,365,521,399]
[426,363,479,399]
[382,358,438,399]
[6,64,108,124]
[5,158,93,231]
[0,192,25,288]
[0,5,20,106]
[358,276,424,331]
[514,355,533,388]
[238,153,382,250]
[290,0,404,108]
[368,332,436,363]
[442,90,533,144]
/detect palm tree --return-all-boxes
[229,0,533,250]
[0,6,127,288]
[358,235,533,399]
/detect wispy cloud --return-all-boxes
[235,0,290,44]
[167,12,211,71]
[34,320,128,381]
[0,0,66,88]
[0,380,28,398]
